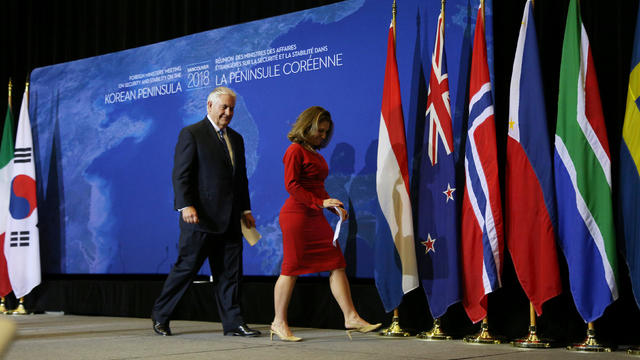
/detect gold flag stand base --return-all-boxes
[566,324,612,352]
[512,325,552,348]
[628,347,640,355]
[10,298,28,315]
[379,314,411,338]
[416,318,452,340]
[0,297,7,314]
[11,304,27,315]
[464,318,503,344]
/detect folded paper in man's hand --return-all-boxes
[241,220,261,246]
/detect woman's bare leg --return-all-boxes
[272,274,298,336]
[329,268,371,328]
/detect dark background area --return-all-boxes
[2,0,640,347]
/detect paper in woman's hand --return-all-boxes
[332,206,344,247]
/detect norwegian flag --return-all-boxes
[460,2,504,324]
[415,4,461,319]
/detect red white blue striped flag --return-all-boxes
[460,2,504,324]
[375,18,419,312]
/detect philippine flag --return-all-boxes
[506,0,562,315]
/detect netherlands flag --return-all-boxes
[460,2,504,324]
[375,19,419,312]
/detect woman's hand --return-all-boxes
[322,198,344,209]
[337,207,348,221]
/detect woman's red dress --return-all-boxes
[279,143,346,276]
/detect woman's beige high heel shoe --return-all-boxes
[346,323,382,340]
[270,327,302,342]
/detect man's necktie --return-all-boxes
[218,129,234,167]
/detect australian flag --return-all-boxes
[415,6,461,319]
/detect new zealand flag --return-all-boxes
[415,6,461,319]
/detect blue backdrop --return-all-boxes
[30,0,493,276]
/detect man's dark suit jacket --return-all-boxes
[172,117,251,234]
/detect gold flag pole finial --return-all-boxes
[25,79,30,108]
[392,0,397,42]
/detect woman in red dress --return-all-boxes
[270,106,380,342]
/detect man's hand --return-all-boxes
[182,206,199,224]
[242,212,256,228]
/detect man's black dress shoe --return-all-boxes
[152,319,172,336]
[224,324,261,337]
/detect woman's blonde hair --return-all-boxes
[287,106,333,149]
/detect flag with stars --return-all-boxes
[506,0,561,316]
[415,3,461,319]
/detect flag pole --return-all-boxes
[463,317,503,344]
[417,317,452,340]
[392,0,396,42]
[512,302,553,348]
[377,1,410,338]
[567,322,612,352]
[379,308,411,337]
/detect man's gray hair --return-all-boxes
[207,86,236,104]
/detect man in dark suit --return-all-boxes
[151,86,260,337]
